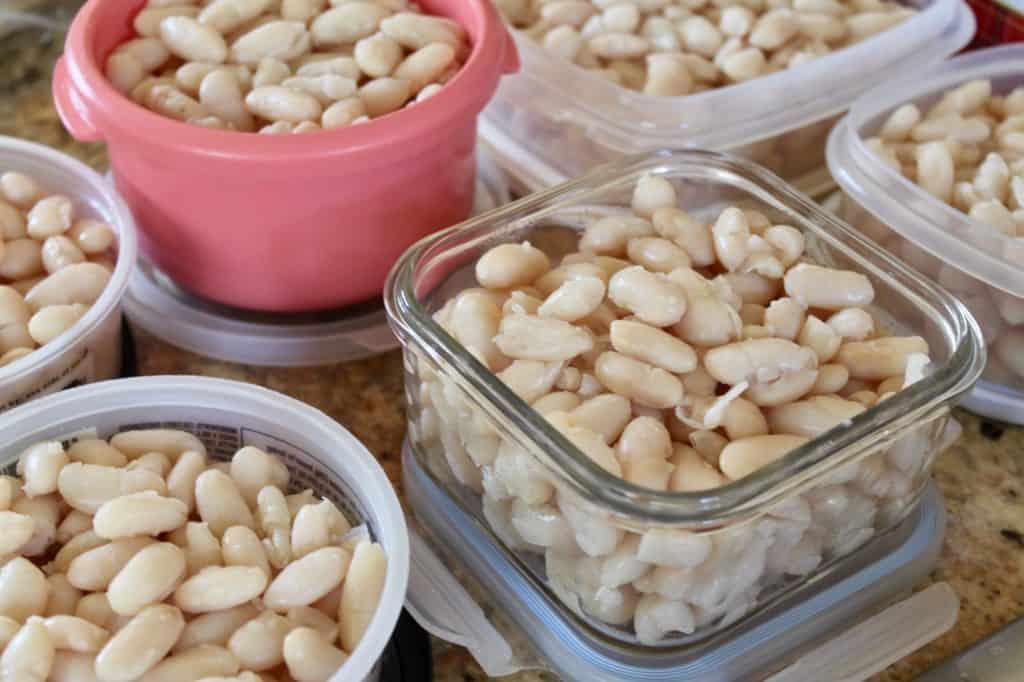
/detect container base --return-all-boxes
[961,380,1024,426]
[402,442,946,681]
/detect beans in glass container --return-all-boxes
[0,431,387,681]
[496,0,915,95]
[863,78,1024,383]
[104,0,471,133]
[0,171,117,370]
[419,173,934,643]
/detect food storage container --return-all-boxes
[828,44,1024,425]
[0,135,137,412]
[121,144,512,366]
[52,0,519,313]
[0,375,409,682]
[479,0,973,198]
[385,150,983,652]
[404,444,957,680]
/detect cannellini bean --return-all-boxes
[94,604,185,681]
[228,610,292,671]
[0,239,43,280]
[669,444,727,491]
[107,543,186,616]
[1,619,53,679]
[44,575,83,617]
[811,363,850,394]
[494,314,593,361]
[354,32,403,77]
[538,277,606,321]
[93,492,189,539]
[176,603,260,653]
[161,16,229,63]
[246,86,322,122]
[67,538,155,592]
[257,486,292,570]
[580,216,655,256]
[783,263,874,310]
[0,200,26,240]
[631,175,678,218]
[229,447,284,508]
[768,395,866,437]
[595,351,683,408]
[610,319,697,373]
[23,262,109,310]
[569,394,632,444]
[0,557,48,621]
[25,195,72,239]
[134,6,200,37]
[28,304,88,345]
[231,21,311,64]
[827,307,874,340]
[199,68,254,130]
[284,627,348,682]
[252,57,292,87]
[264,547,351,611]
[312,3,391,46]
[12,494,59,556]
[57,463,165,515]
[140,644,240,682]
[174,566,269,613]
[50,651,103,682]
[196,470,256,537]
[41,235,86,273]
[719,434,809,479]
[56,511,92,544]
[476,242,550,290]
[837,336,930,380]
[652,208,715,267]
[36,615,108,653]
[19,442,66,498]
[199,0,272,33]
[608,266,687,326]
[74,593,117,631]
[358,77,412,117]
[704,338,817,385]
[288,606,338,644]
[67,440,127,467]
[52,532,107,575]
[798,316,841,362]
[338,541,387,652]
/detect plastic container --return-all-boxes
[404,443,956,680]
[0,135,137,412]
[385,150,984,647]
[479,0,973,198]
[0,375,409,682]
[52,0,519,313]
[121,144,512,366]
[828,44,1024,425]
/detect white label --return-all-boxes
[0,349,94,412]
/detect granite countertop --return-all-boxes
[3,7,1024,680]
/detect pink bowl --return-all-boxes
[54,0,518,312]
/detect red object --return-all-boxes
[965,0,1024,48]
[53,0,519,312]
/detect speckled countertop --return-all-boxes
[3,6,1024,680]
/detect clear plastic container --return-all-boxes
[0,375,409,682]
[0,135,138,412]
[385,150,984,647]
[404,444,957,680]
[827,44,1024,425]
[479,0,974,197]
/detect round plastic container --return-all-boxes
[121,144,512,366]
[0,375,409,682]
[52,0,519,313]
[480,0,973,198]
[828,45,1024,425]
[0,135,137,412]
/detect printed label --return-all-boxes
[0,349,94,412]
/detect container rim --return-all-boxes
[0,375,410,682]
[59,0,517,160]
[385,149,985,526]
[486,0,973,154]
[0,135,138,389]
[828,43,1024,299]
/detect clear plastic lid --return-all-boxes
[403,444,954,681]
[123,147,511,367]
[828,44,1024,299]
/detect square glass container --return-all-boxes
[479,0,973,197]
[828,44,1024,425]
[385,150,984,647]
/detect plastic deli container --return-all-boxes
[828,45,1024,425]
[53,0,519,313]
[0,375,409,682]
[121,145,512,367]
[480,0,973,198]
[0,136,137,412]
[385,151,983,652]
[404,445,959,680]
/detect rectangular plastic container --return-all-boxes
[479,0,974,197]
[403,445,956,680]
[385,151,984,650]
[827,44,1024,425]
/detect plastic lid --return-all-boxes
[123,147,511,367]
[828,44,1024,299]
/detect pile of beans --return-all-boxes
[0,429,386,681]
[0,171,116,369]
[105,0,470,133]
[861,78,1024,383]
[415,174,934,643]
[495,0,915,94]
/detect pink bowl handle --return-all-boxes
[53,57,103,142]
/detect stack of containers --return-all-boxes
[829,45,1024,424]
[385,150,985,678]
[479,0,974,197]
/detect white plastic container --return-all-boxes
[828,45,1024,425]
[0,375,409,682]
[480,0,974,197]
[121,147,512,367]
[0,136,138,411]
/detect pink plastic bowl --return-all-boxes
[53,0,518,312]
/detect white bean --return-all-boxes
[107,543,186,616]
[161,16,229,63]
[338,541,387,652]
[195,470,256,537]
[264,547,351,611]
[93,492,189,539]
[94,604,185,682]
[0,557,48,621]
[174,566,269,613]
[284,627,348,681]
